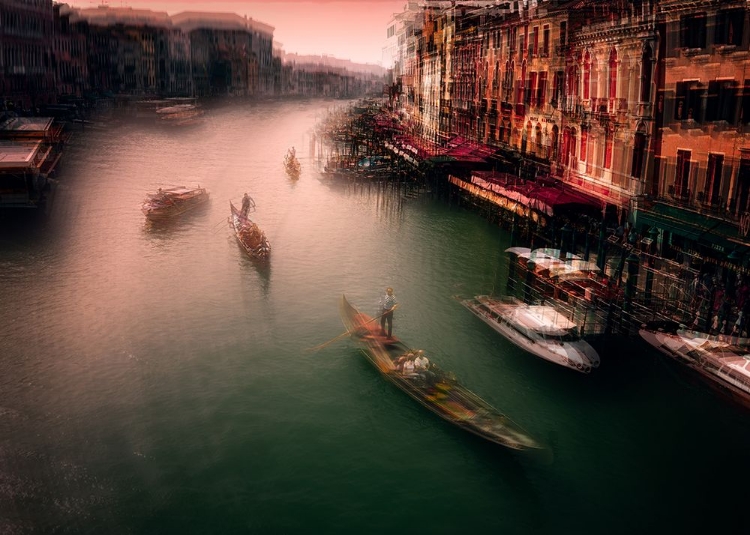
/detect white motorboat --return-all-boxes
[462,295,600,373]
[639,321,750,410]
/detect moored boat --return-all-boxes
[639,321,750,411]
[141,186,209,219]
[229,201,271,260]
[462,295,600,373]
[339,295,542,451]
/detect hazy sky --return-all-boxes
[68,0,406,65]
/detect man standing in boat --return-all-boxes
[241,193,254,217]
[380,287,397,338]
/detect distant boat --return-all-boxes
[639,320,750,411]
[229,201,271,260]
[141,186,209,219]
[284,149,301,179]
[156,103,205,127]
[462,295,600,373]
[339,294,543,450]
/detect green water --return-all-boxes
[1,99,748,534]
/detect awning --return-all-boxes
[634,201,738,252]
[469,174,603,217]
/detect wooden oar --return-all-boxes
[307,304,399,353]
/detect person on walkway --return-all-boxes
[380,287,397,338]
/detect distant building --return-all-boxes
[171,12,274,97]
[0,0,56,110]
[53,4,89,100]
[73,6,172,97]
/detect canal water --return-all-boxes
[1,99,748,534]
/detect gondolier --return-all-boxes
[241,193,255,217]
[380,287,397,338]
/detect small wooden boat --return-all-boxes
[284,149,301,179]
[339,295,542,451]
[229,201,271,260]
[141,186,209,219]
[462,295,600,373]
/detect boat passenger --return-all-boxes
[394,350,415,371]
[401,356,416,376]
[413,349,436,386]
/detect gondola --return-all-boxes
[338,295,542,451]
[229,201,271,260]
[284,150,301,179]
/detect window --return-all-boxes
[569,129,577,168]
[608,48,618,101]
[715,9,744,46]
[640,45,652,102]
[543,25,550,56]
[583,52,591,100]
[706,80,737,123]
[526,72,535,106]
[580,128,588,162]
[680,13,706,49]
[675,149,691,198]
[553,70,563,105]
[742,79,750,124]
[551,125,559,160]
[632,130,646,179]
[537,72,547,108]
[535,124,542,155]
[674,81,703,121]
[532,26,538,57]
[604,126,614,170]
[706,153,724,206]
[560,21,567,46]
[735,157,750,214]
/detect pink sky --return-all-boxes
[67,0,405,65]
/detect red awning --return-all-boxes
[469,173,603,216]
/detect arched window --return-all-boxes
[569,128,577,167]
[535,123,543,156]
[604,124,614,170]
[551,125,559,160]
[580,127,588,163]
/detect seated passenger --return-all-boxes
[394,351,413,371]
[413,350,429,371]
[401,356,416,376]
